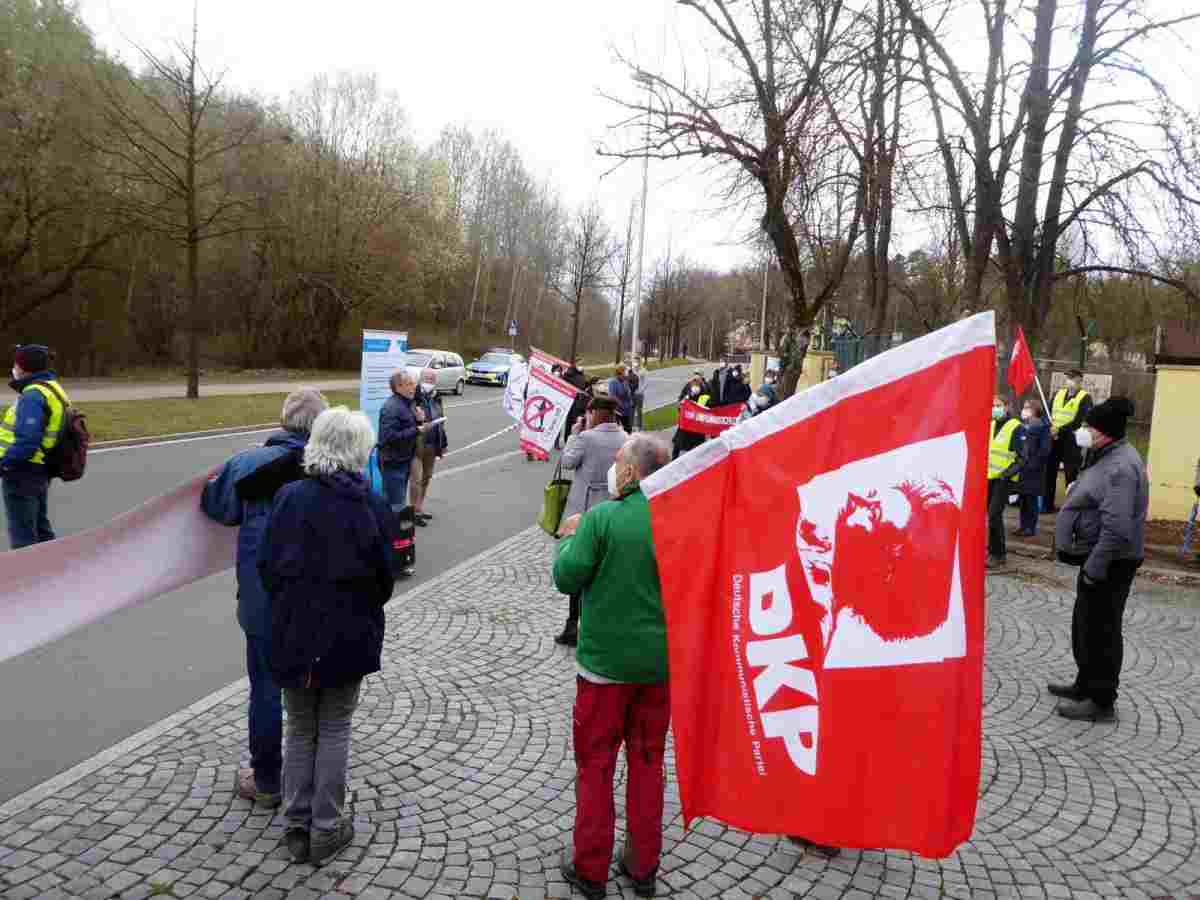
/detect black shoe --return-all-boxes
[787,835,841,858]
[310,820,355,867]
[561,863,606,899]
[618,856,657,897]
[554,631,578,647]
[1056,698,1115,723]
[398,566,415,578]
[284,827,310,864]
[1047,682,1085,701]
[414,516,428,527]
[417,512,433,521]
[985,555,1008,570]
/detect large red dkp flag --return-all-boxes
[643,312,994,857]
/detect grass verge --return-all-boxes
[642,402,680,433]
[81,390,359,442]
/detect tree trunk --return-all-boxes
[569,291,582,362]
[185,80,200,400]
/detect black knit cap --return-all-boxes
[13,344,50,373]
[1086,396,1135,440]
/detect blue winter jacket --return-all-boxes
[200,430,308,638]
[1016,416,1052,497]
[607,376,632,419]
[378,393,419,467]
[257,472,396,689]
[0,370,62,484]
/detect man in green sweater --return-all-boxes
[553,433,670,900]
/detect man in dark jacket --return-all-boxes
[378,370,429,515]
[201,387,328,808]
[0,344,70,549]
[562,363,592,439]
[1043,368,1093,513]
[1051,397,1147,723]
[1014,401,1051,536]
[987,395,1027,569]
[723,365,752,406]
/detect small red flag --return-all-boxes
[1007,326,1036,397]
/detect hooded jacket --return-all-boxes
[201,431,308,638]
[0,370,64,488]
[257,471,396,688]
[1055,439,1148,581]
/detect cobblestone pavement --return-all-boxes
[1,529,1197,900]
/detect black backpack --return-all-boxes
[39,382,89,482]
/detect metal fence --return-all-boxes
[829,336,1157,429]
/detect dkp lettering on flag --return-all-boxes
[644,312,995,858]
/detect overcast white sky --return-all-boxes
[78,0,1200,278]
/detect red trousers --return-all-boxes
[572,677,671,883]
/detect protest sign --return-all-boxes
[678,400,744,436]
[519,367,578,461]
[359,330,409,432]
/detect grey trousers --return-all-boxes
[282,680,362,833]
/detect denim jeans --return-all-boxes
[245,636,282,795]
[283,680,362,833]
[1019,496,1040,534]
[3,481,54,550]
[381,461,411,513]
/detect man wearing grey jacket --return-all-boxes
[1051,396,1147,722]
[554,395,627,646]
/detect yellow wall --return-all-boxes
[1147,365,1200,521]
[797,350,836,391]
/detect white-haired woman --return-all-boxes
[257,407,396,867]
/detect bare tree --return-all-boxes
[92,7,265,396]
[896,0,1200,350]
[609,200,638,364]
[557,203,615,362]
[604,0,866,395]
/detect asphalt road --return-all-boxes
[0,363,701,803]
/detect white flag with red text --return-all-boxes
[642,312,995,858]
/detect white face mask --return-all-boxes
[10,368,19,382]
[754,393,770,409]
[1075,427,1094,449]
[1020,409,1033,421]
[606,463,619,498]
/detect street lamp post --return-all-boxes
[631,72,653,364]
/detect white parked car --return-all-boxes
[403,349,467,395]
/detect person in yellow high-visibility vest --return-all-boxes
[987,395,1027,569]
[0,344,68,549]
[1043,368,1093,513]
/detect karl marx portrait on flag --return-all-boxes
[795,432,968,669]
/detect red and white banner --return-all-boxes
[0,473,235,664]
[519,366,578,461]
[643,312,995,857]
[529,346,570,376]
[677,400,744,436]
